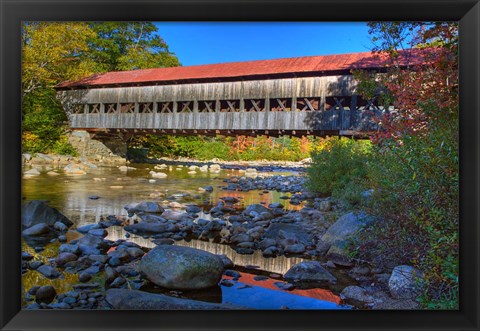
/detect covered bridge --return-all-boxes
[56,49,426,138]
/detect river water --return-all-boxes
[22,163,353,309]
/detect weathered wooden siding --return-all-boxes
[59,76,355,105]
[59,74,386,135]
[69,108,384,132]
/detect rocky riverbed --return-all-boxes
[21,154,424,310]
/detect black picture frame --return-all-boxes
[1,0,479,330]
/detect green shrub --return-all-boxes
[306,137,373,205]
[366,129,458,307]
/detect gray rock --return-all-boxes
[284,244,306,254]
[76,234,109,255]
[22,200,73,229]
[268,202,284,209]
[152,238,175,246]
[203,220,224,232]
[78,273,92,283]
[88,254,110,264]
[76,223,101,234]
[264,223,314,246]
[22,223,52,236]
[284,261,336,285]
[53,221,68,232]
[388,265,425,299]
[127,247,145,259]
[82,265,101,275]
[262,246,279,257]
[325,241,353,267]
[161,210,188,221]
[219,279,235,287]
[88,228,108,237]
[55,252,78,266]
[224,270,241,278]
[186,205,202,213]
[126,201,165,214]
[230,233,251,244]
[29,261,44,270]
[105,266,119,283]
[340,286,374,303]
[36,265,61,279]
[35,285,56,304]
[243,204,272,218]
[259,238,277,250]
[138,214,167,223]
[236,241,255,249]
[274,282,295,291]
[109,277,126,288]
[105,289,241,309]
[139,245,224,290]
[321,211,375,247]
[59,244,81,255]
[124,222,176,235]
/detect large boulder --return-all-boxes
[139,245,224,290]
[284,261,336,286]
[321,211,375,247]
[388,265,425,299]
[106,289,240,309]
[22,200,73,229]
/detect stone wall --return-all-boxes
[68,130,127,163]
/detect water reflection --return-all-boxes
[22,164,301,227]
[105,226,305,275]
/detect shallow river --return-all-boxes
[22,163,353,309]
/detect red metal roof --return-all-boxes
[57,48,431,89]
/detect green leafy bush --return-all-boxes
[366,128,458,307]
[306,137,373,205]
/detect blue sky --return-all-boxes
[154,22,374,66]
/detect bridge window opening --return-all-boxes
[139,103,153,113]
[105,103,118,114]
[120,103,135,114]
[245,99,265,112]
[198,100,215,113]
[158,102,173,113]
[219,100,240,112]
[269,98,292,111]
[325,96,352,110]
[356,96,379,110]
[87,103,100,114]
[178,101,193,113]
[297,98,320,111]
[72,104,85,114]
